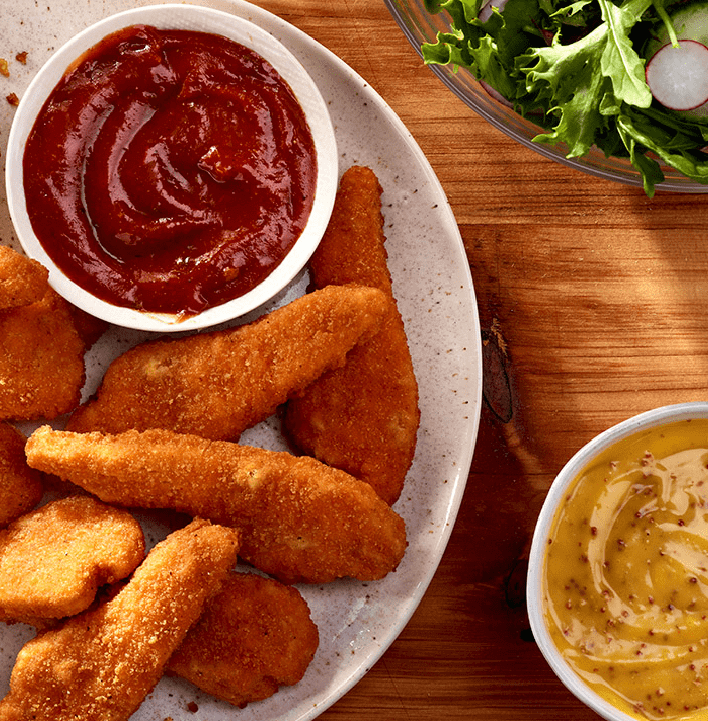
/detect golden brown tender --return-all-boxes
[0,495,144,624]
[0,288,86,421]
[285,166,420,504]
[0,423,43,527]
[0,246,48,311]
[25,426,408,584]
[67,284,389,441]
[305,167,395,290]
[168,571,319,707]
[0,518,240,721]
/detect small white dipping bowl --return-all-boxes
[5,3,338,333]
[527,401,708,721]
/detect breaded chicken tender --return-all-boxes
[285,166,420,504]
[68,284,389,441]
[0,246,48,311]
[0,423,43,527]
[0,289,86,421]
[0,518,240,721]
[0,496,144,624]
[25,426,407,584]
[168,571,319,707]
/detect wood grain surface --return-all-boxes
[253,1,708,719]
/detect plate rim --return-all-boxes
[1,1,484,718]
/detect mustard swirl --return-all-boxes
[544,419,708,720]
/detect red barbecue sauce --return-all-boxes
[23,25,317,316]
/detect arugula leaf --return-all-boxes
[519,0,653,155]
[520,24,613,156]
[597,0,653,106]
[420,0,708,192]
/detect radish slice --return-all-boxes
[645,40,708,110]
[479,0,508,22]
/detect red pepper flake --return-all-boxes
[15,51,27,64]
[6,93,18,106]
[591,526,598,536]
[691,577,698,584]
[187,701,198,713]
[679,518,686,526]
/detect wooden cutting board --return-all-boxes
[257,2,708,718]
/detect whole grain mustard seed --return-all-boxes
[543,418,708,720]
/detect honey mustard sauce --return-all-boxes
[544,419,708,720]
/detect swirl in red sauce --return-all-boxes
[23,24,317,316]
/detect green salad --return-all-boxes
[421,0,708,194]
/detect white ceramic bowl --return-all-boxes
[5,3,338,333]
[527,401,708,721]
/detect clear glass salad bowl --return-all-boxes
[384,0,708,193]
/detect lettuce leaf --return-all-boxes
[421,0,708,194]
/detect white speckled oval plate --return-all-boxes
[0,2,483,720]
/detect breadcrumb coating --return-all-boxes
[0,496,144,624]
[169,571,319,707]
[0,423,43,527]
[26,426,407,584]
[0,246,48,311]
[0,289,86,421]
[0,518,240,721]
[67,284,389,440]
[285,167,420,504]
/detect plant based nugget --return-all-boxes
[285,166,420,505]
[0,246,48,311]
[0,518,240,721]
[0,496,144,624]
[0,423,43,527]
[25,426,408,584]
[306,167,395,290]
[0,289,86,422]
[168,571,319,707]
[67,284,389,441]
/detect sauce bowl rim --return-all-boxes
[5,2,338,332]
[526,400,708,721]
